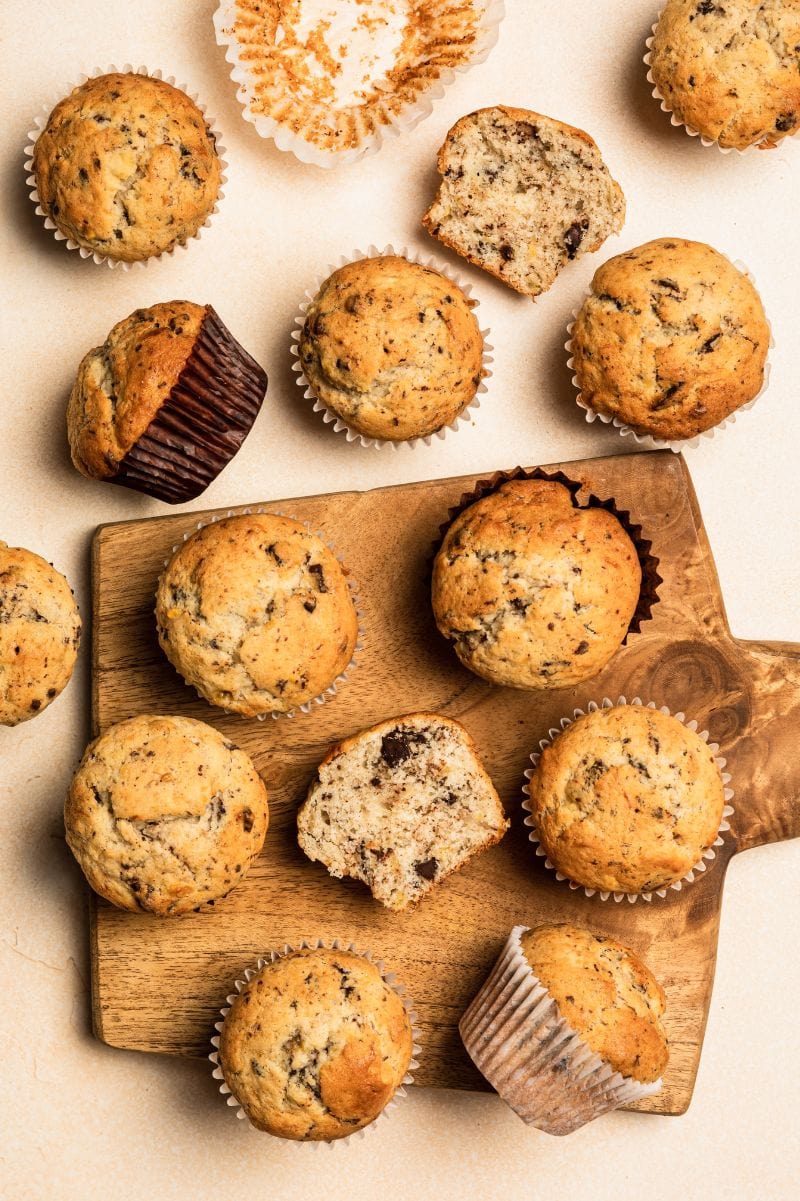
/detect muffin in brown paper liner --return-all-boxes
[429,464,661,650]
[106,306,266,504]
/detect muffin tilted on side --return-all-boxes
[0,542,81,726]
[68,301,267,503]
[648,0,800,151]
[297,712,509,910]
[216,946,414,1140]
[525,704,726,895]
[570,238,770,440]
[64,715,269,915]
[432,478,643,690]
[423,106,625,297]
[32,72,221,262]
[460,924,668,1135]
[156,514,358,716]
[297,254,484,441]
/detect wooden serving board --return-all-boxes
[90,451,800,1115]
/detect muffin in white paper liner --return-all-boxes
[643,15,774,156]
[213,0,505,168]
[24,65,227,269]
[522,696,735,903]
[565,258,773,453]
[209,937,421,1144]
[291,244,493,449]
[459,925,662,1135]
[158,506,363,722]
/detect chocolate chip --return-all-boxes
[500,242,514,261]
[700,333,721,354]
[241,809,254,833]
[574,640,589,654]
[303,597,317,613]
[46,688,56,698]
[309,563,327,592]
[265,543,283,565]
[414,857,438,881]
[696,1,716,13]
[30,699,41,711]
[564,219,588,260]
[380,728,426,767]
[655,278,681,294]
[776,114,796,132]
[79,167,88,182]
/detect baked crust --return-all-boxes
[432,479,642,689]
[520,924,668,1083]
[526,706,726,894]
[218,947,413,1140]
[570,238,770,439]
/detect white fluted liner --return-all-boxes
[291,244,492,449]
[565,258,773,452]
[213,0,505,167]
[522,696,735,903]
[209,938,421,1145]
[459,926,662,1135]
[159,507,363,720]
[24,65,227,269]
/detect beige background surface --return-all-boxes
[1,1,798,1197]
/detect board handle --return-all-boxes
[731,639,800,852]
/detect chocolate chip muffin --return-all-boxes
[297,712,508,910]
[649,0,800,150]
[297,255,484,441]
[156,514,358,716]
[519,925,668,1083]
[217,946,413,1140]
[570,238,770,440]
[526,705,726,895]
[0,542,81,726]
[32,72,221,262]
[460,924,667,1135]
[67,301,267,503]
[432,479,642,690]
[423,106,625,297]
[64,714,268,914]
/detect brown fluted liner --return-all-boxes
[430,465,662,642]
[115,306,267,504]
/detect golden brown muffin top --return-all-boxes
[520,924,668,1083]
[0,542,81,726]
[68,301,206,479]
[570,238,770,439]
[527,705,726,894]
[219,947,413,1140]
[650,0,800,151]
[156,514,358,716]
[64,714,268,915]
[432,479,642,689]
[298,255,484,441]
[33,73,221,262]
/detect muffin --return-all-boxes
[67,301,267,504]
[423,106,625,297]
[216,946,414,1140]
[432,478,643,690]
[0,542,81,726]
[649,1,800,151]
[64,714,268,914]
[525,704,726,895]
[296,255,484,441]
[32,72,221,262]
[460,924,667,1135]
[156,514,358,716]
[297,712,509,910]
[570,238,770,440]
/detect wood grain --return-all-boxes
[89,451,800,1116]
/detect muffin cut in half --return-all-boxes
[297,713,508,910]
[423,106,625,297]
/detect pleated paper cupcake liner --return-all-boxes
[565,258,773,452]
[114,306,267,504]
[24,65,227,269]
[209,937,421,1144]
[459,925,662,1135]
[159,508,363,720]
[291,243,492,449]
[429,465,662,643]
[644,16,773,155]
[521,696,735,903]
[213,0,505,168]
